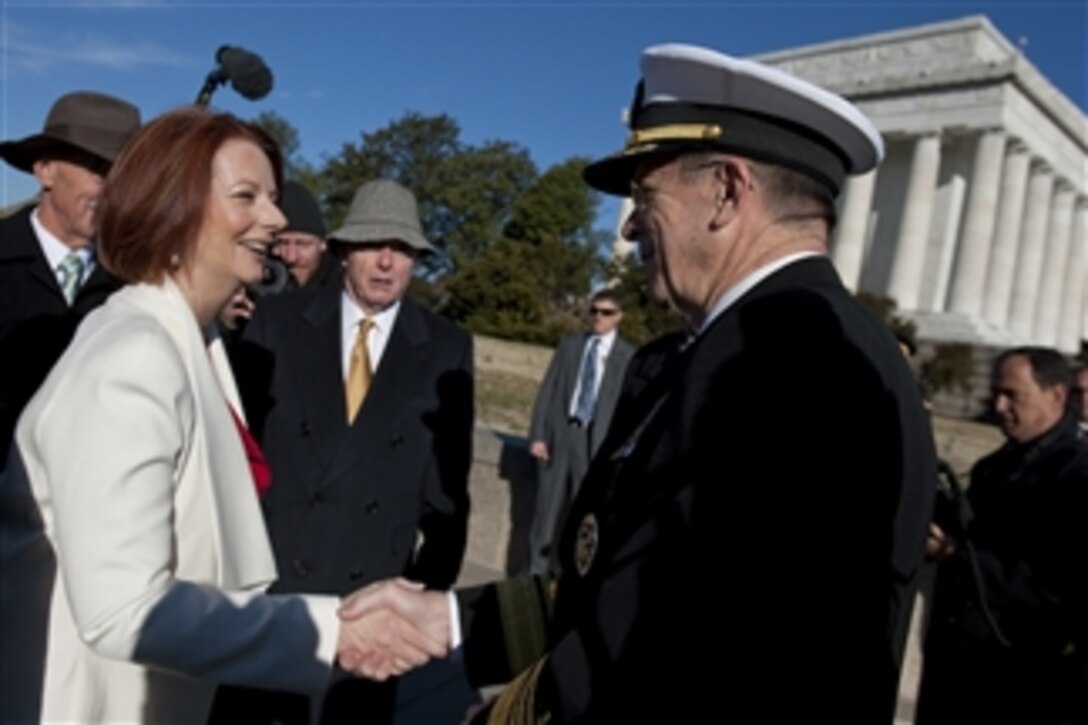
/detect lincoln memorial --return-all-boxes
[614,15,1088,354]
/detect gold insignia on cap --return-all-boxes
[575,513,599,577]
[626,123,723,150]
[621,141,659,157]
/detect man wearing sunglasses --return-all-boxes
[525,288,633,575]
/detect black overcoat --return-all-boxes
[235,283,474,596]
[918,416,1088,724]
[0,206,117,468]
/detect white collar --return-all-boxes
[31,207,95,272]
[698,251,820,335]
[341,291,401,333]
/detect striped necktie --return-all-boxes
[574,336,600,425]
[56,252,85,305]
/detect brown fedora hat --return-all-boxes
[0,91,141,174]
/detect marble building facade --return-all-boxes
[614,16,1087,353]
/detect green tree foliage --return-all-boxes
[442,141,537,268]
[318,112,536,277]
[443,159,606,343]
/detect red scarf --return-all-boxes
[228,406,271,496]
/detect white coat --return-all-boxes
[1,279,340,723]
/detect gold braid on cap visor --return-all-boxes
[623,124,723,154]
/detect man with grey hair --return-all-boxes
[339,44,938,723]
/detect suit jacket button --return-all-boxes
[292,558,309,576]
[299,422,312,436]
[390,434,404,449]
[349,569,366,581]
[365,500,379,515]
[308,493,322,508]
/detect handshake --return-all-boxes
[334,578,452,681]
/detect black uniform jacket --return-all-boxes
[460,257,937,723]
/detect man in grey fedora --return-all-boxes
[216,179,475,724]
[0,91,141,470]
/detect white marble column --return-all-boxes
[1033,183,1076,345]
[948,129,1006,316]
[831,169,877,292]
[1008,163,1055,339]
[923,176,966,311]
[1057,202,1087,352]
[982,142,1031,327]
[887,133,941,311]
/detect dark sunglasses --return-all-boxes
[590,307,619,317]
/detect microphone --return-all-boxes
[195,45,273,107]
[216,46,273,100]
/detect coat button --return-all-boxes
[299,422,312,436]
[292,559,309,576]
[365,499,379,515]
[308,493,323,508]
[390,434,404,449]
[349,569,366,581]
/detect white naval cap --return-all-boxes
[583,43,884,197]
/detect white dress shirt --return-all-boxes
[31,207,95,286]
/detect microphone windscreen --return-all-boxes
[217,46,273,101]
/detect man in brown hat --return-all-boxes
[0,91,141,469]
[216,179,474,723]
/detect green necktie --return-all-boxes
[57,252,85,305]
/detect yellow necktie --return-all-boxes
[345,319,375,424]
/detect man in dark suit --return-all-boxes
[340,43,937,724]
[0,91,140,469]
[917,347,1087,724]
[220,179,473,723]
[526,289,633,574]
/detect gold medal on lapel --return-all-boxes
[575,513,599,577]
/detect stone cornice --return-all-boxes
[754,15,1086,151]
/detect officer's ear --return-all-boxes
[709,157,751,230]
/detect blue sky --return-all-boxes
[2,0,1085,230]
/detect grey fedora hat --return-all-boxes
[0,91,141,174]
[328,179,435,253]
